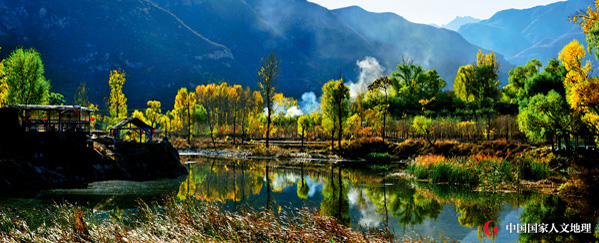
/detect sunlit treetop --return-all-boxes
[570,0,599,34]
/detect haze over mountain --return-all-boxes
[0,0,524,109]
[332,6,512,87]
[442,16,480,31]
[458,0,592,65]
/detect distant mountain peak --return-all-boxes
[442,16,480,31]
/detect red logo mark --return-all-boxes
[484,221,499,236]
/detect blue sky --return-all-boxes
[307,0,565,25]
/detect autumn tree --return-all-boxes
[174,87,197,144]
[0,47,7,106]
[321,79,350,148]
[161,111,176,138]
[564,2,599,142]
[559,40,599,138]
[258,51,280,148]
[108,69,128,125]
[454,50,501,111]
[145,100,162,128]
[412,116,434,145]
[74,82,90,106]
[1,48,50,105]
[231,85,242,143]
[454,65,476,105]
[131,110,147,142]
[454,50,501,139]
[368,76,393,142]
[297,115,312,149]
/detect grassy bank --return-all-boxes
[1,199,395,243]
[406,153,552,190]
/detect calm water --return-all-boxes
[2,158,598,242]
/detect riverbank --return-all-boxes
[176,137,595,195]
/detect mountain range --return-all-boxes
[458,0,592,66]
[0,0,589,109]
[442,16,480,31]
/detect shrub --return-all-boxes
[365,152,392,164]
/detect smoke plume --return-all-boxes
[348,57,386,99]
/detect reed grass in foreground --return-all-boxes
[0,199,411,243]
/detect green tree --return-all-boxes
[48,92,65,105]
[503,59,542,104]
[368,76,393,142]
[258,51,280,148]
[193,104,208,136]
[390,59,446,113]
[108,69,128,124]
[1,48,50,105]
[517,59,576,149]
[518,91,578,145]
[321,79,350,148]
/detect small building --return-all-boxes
[2,104,94,134]
[109,118,155,143]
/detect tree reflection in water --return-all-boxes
[367,179,442,228]
[320,166,351,227]
[175,160,599,242]
[297,165,310,199]
[519,195,599,243]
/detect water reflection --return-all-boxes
[177,159,599,242]
[320,167,351,226]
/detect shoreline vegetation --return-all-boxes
[0,199,452,243]
[174,136,594,195]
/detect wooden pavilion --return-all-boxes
[7,104,95,134]
[109,118,155,143]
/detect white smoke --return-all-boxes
[263,105,304,118]
[299,91,320,114]
[285,106,303,117]
[348,57,386,99]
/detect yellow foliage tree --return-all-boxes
[559,40,599,136]
[258,51,280,148]
[0,49,7,107]
[131,109,147,142]
[145,100,162,128]
[174,87,197,144]
[108,69,127,125]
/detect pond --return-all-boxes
[2,157,598,242]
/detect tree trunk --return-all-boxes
[301,128,305,149]
[266,109,270,148]
[338,102,343,148]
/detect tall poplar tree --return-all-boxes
[258,51,280,148]
[108,69,128,124]
[321,79,350,148]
